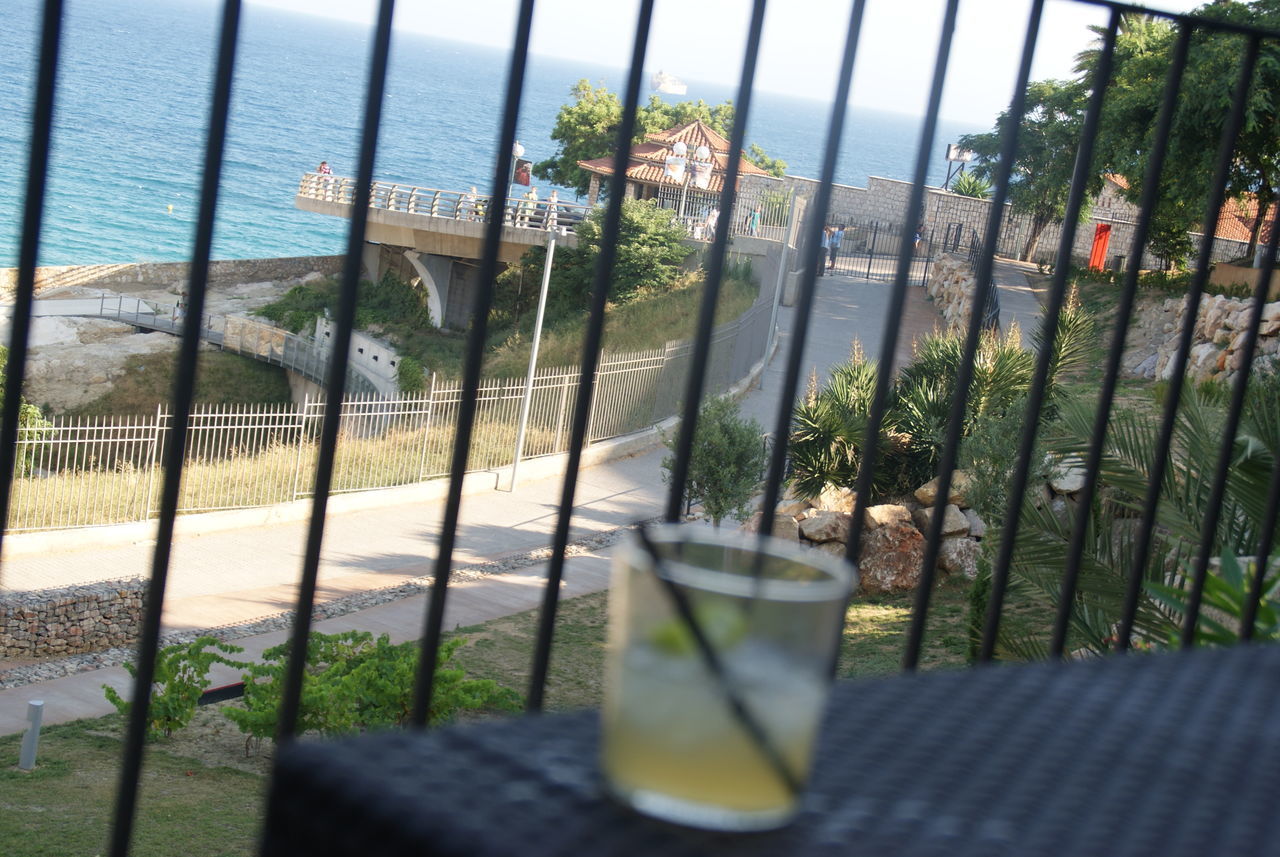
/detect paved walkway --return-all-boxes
[0,267,1015,736]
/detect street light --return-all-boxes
[943,143,974,190]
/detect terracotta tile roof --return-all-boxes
[1213,195,1277,245]
[1104,173,1130,191]
[576,119,769,192]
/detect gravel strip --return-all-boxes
[0,522,645,691]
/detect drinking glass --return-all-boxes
[601,524,856,831]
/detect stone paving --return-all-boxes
[0,266,1038,736]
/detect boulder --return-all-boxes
[799,510,851,544]
[857,521,925,594]
[864,504,912,530]
[938,537,981,579]
[913,471,972,507]
[1048,457,1086,495]
[816,485,857,515]
[911,503,969,537]
[775,497,812,518]
[962,508,986,539]
[742,511,800,541]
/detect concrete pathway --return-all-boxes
[0,271,949,736]
[993,259,1046,347]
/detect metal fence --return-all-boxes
[6,298,773,531]
[823,218,933,283]
[8,1,1280,855]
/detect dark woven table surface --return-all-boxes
[263,643,1280,856]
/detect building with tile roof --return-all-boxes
[576,119,776,223]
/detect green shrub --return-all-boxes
[224,631,521,749]
[949,172,992,200]
[253,279,340,333]
[558,198,692,306]
[662,395,766,526]
[103,637,247,739]
[396,354,426,394]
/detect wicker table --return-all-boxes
[262,644,1280,856]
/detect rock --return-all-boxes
[963,508,986,539]
[938,537,981,579]
[810,541,850,561]
[857,521,925,594]
[742,511,800,541]
[913,471,972,507]
[864,504,911,530]
[775,497,812,518]
[816,485,857,515]
[911,503,969,537]
[1048,457,1086,495]
[799,510,851,544]
[1133,353,1157,378]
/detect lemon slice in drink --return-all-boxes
[650,600,748,656]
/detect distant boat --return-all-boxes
[650,70,687,96]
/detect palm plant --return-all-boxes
[948,171,992,200]
[787,308,1085,503]
[997,370,1280,658]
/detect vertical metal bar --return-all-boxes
[1114,34,1260,652]
[979,5,1118,661]
[1181,145,1280,647]
[757,0,867,538]
[663,0,768,523]
[0,0,63,575]
[840,0,962,670]
[108,2,242,854]
[1050,24,1192,658]
[524,0,655,711]
[274,0,398,743]
[411,0,535,727]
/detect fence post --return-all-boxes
[553,371,570,452]
[144,404,164,521]
[417,374,436,479]
[291,394,309,501]
[866,221,878,279]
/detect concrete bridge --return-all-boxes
[296,173,588,329]
[7,296,396,398]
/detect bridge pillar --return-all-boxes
[398,249,481,331]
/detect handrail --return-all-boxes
[298,173,592,233]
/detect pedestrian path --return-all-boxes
[992,259,1046,347]
[0,272,947,736]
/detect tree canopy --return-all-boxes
[533,80,785,197]
[959,79,1096,262]
[1090,2,1280,260]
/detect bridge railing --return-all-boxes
[298,173,593,233]
[86,294,383,396]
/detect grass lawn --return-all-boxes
[1,569,1049,855]
[61,350,293,418]
[0,713,264,857]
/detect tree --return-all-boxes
[745,143,787,178]
[959,79,1096,262]
[1090,4,1280,261]
[515,197,692,311]
[663,395,766,527]
[533,81,784,196]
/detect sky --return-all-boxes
[244,0,1207,125]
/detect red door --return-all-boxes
[1088,223,1112,271]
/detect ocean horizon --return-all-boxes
[1,0,985,269]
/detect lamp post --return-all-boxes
[509,229,556,489]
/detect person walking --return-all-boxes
[819,226,832,276]
[316,160,333,200]
[829,224,844,273]
[517,187,538,228]
[705,206,719,239]
[749,206,762,236]
[544,189,560,231]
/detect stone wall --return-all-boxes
[0,578,145,657]
[781,174,1245,269]
[0,255,344,301]
[924,253,977,333]
[1146,294,1280,383]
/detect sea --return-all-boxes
[0,0,984,268]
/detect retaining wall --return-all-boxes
[0,578,145,657]
[0,255,345,300]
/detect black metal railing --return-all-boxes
[6,0,1280,854]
